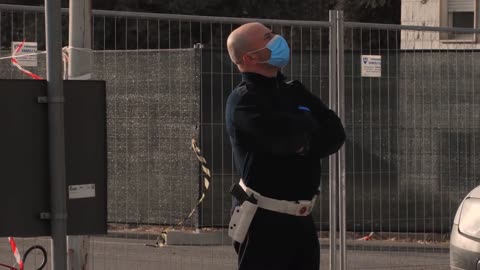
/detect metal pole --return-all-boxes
[336,10,347,270]
[329,10,338,270]
[67,0,92,268]
[68,0,92,79]
[45,0,68,269]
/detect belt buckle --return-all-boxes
[296,201,311,216]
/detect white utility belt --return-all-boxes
[239,179,317,217]
[228,179,319,243]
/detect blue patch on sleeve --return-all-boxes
[297,106,311,112]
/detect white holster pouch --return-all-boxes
[228,201,258,243]
[228,179,319,243]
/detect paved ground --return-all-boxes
[0,236,450,270]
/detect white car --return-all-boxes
[451,185,480,270]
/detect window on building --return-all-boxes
[447,0,476,40]
[451,11,475,28]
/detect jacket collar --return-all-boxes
[241,72,286,89]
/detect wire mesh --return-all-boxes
[343,24,480,269]
[88,15,331,270]
[0,6,331,270]
[4,5,480,270]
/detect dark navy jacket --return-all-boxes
[226,72,345,201]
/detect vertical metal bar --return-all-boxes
[446,39,451,235]
[135,17,140,240]
[124,18,129,262]
[22,11,25,39]
[472,36,476,195]
[11,11,14,78]
[113,15,118,228]
[209,22,214,231]
[463,44,467,200]
[420,30,426,254]
[336,10,346,270]
[220,22,225,240]
[156,17,162,228]
[360,27,365,242]
[10,10,13,42]
[0,11,2,50]
[68,0,92,80]
[146,18,151,241]
[300,26,303,81]
[454,35,460,229]
[178,19,184,233]
[412,27,418,246]
[101,16,108,269]
[45,0,68,268]
[290,25,293,78]
[67,0,93,266]
[430,34,437,251]
[404,30,410,242]
[309,26,312,93]
[368,27,373,238]
[377,29,382,240]
[35,12,37,43]
[350,27,356,269]
[189,20,194,230]
[386,28,391,241]
[319,26,324,231]
[396,28,401,248]
[328,10,338,270]
[199,21,204,228]
[168,18,172,231]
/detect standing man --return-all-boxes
[225,22,345,270]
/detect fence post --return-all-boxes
[329,10,338,270]
[336,10,347,270]
[45,0,68,269]
[67,0,93,79]
[67,0,93,268]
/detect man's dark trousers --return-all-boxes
[234,208,320,270]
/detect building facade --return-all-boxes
[402,0,480,49]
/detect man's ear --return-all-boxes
[243,52,260,65]
[242,53,253,65]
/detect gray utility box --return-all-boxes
[0,79,107,237]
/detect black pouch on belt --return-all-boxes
[229,183,257,204]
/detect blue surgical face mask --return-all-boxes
[248,35,290,68]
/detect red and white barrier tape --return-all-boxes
[357,232,374,241]
[8,237,24,270]
[6,42,91,80]
[11,41,43,80]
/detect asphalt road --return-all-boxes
[0,237,450,270]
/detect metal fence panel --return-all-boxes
[0,5,332,270]
[342,23,480,269]
[5,4,480,270]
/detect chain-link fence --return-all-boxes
[2,4,480,270]
[0,5,331,270]
[342,22,480,269]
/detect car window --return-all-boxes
[459,198,480,239]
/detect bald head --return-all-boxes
[227,22,272,65]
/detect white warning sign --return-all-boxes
[69,184,96,199]
[11,42,38,67]
[361,55,381,78]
